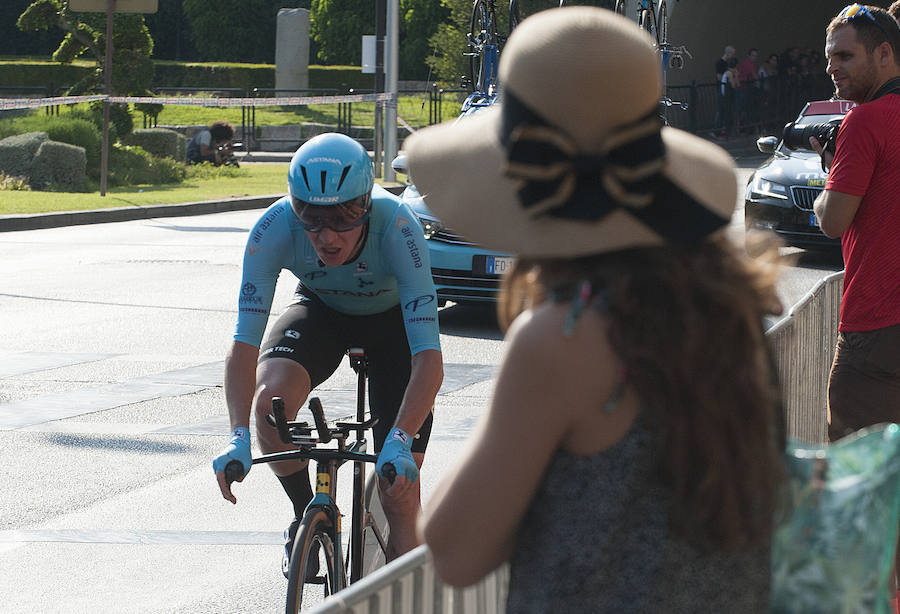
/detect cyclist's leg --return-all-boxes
[256,294,347,575]
[255,295,346,478]
[356,306,435,560]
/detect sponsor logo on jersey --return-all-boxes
[405,294,435,312]
[247,245,260,256]
[396,216,410,229]
[316,287,393,298]
[357,278,374,289]
[240,282,263,305]
[285,329,301,339]
[251,207,284,244]
[303,270,328,281]
[407,316,436,324]
[355,261,369,274]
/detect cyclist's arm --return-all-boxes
[382,199,444,439]
[393,348,443,438]
[227,201,292,426]
[224,340,259,430]
[420,300,628,587]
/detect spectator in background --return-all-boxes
[716,45,736,82]
[186,120,235,165]
[714,46,737,137]
[758,54,780,128]
[407,7,786,612]
[811,5,900,603]
[718,57,740,138]
[736,48,760,130]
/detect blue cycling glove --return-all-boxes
[212,427,252,478]
[376,427,418,483]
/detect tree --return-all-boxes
[401,0,449,80]
[0,0,61,56]
[16,0,155,96]
[310,0,368,66]
[426,0,614,85]
[182,0,300,63]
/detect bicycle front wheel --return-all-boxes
[469,0,491,93]
[285,508,343,614]
[655,0,668,45]
[638,6,653,35]
[508,0,520,37]
[614,0,627,16]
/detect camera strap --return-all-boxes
[870,77,900,101]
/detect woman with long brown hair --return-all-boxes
[405,7,786,612]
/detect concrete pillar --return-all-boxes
[276,8,310,93]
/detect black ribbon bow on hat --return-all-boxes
[498,92,727,245]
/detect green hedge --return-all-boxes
[0,131,47,177]
[0,60,369,94]
[122,128,186,160]
[30,140,87,192]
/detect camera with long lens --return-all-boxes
[781,118,842,155]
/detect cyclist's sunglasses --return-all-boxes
[838,4,891,39]
[291,194,371,233]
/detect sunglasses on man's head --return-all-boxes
[292,195,370,233]
[838,4,891,39]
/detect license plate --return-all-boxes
[810,213,819,227]
[485,256,515,275]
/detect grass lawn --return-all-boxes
[137,93,466,130]
[0,163,406,215]
[0,163,290,215]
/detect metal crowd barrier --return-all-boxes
[306,270,844,614]
[307,545,508,614]
[766,271,844,443]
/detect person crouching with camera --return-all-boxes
[812,4,900,604]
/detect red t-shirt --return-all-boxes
[737,58,757,88]
[825,94,900,331]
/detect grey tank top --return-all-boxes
[505,414,771,613]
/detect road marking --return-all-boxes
[0,351,117,378]
[0,529,282,546]
[0,358,496,431]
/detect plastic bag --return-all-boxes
[771,423,900,613]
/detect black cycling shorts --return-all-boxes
[259,291,432,453]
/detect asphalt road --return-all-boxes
[0,158,842,613]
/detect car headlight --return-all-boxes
[748,176,789,200]
[416,215,444,239]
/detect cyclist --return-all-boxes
[212,132,443,572]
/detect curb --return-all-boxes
[0,184,408,233]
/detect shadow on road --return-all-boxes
[43,433,192,454]
[791,247,844,272]
[438,302,503,340]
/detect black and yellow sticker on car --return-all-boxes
[316,473,330,493]
[807,178,826,187]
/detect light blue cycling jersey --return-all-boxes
[234,184,441,356]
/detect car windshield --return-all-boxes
[777,113,846,156]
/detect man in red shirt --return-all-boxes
[735,48,759,129]
[812,4,900,595]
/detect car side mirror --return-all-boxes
[391,152,408,175]
[757,136,778,154]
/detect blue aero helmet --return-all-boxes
[288,133,374,208]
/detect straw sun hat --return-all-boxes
[405,6,737,258]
